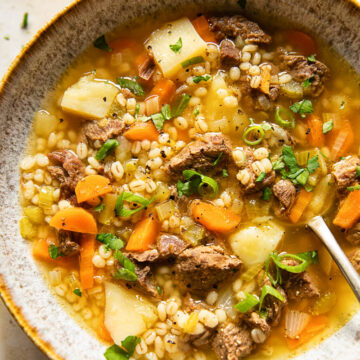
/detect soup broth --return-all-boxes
[19,12,360,360]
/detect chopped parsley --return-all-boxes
[289,99,313,117]
[273,145,319,188]
[262,187,272,201]
[104,336,141,360]
[356,166,360,177]
[169,37,182,53]
[255,172,266,182]
[73,289,82,297]
[340,100,345,110]
[4,35,10,40]
[115,192,154,217]
[347,185,360,192]
[193,75,211,84]
[161,104,171,120]
[94,203,105,212]
[116,77,145,96]
[322,119,334,134]
[21,12,29,29]
[96,233,124,251]
[307,54,316,62]
[222,169,229,177]
[95,139,119,161]
[193,108,200,117]
[147,104,172,131]
[177,170,218,198]
[302,76,315,88]
[93,35,112,52]
[156,286,163,295]
[48,245,62,260]
[134,104,140,119]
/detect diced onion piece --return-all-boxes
[285,310,311,339]
[155,200,176,221]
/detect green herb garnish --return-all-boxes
[73,289,82,297]
[21,12,29,29]
[95,139,119,161]
[234,293,259,313]
[289,99,313,116]
[347,185,360,192]
[193,75,211,84]
[307,54,316,62]
[256,172,266,182]
[104,336,141,360]
[4,35,10,40]
[151,113,166,131]
[262,187,272,201]
[322,119,333,134]
[193,108,200,117]
[222,169,229,177]
[115,192,154,217]
[340,100,345,110]
[302,76,315,88]
[161,104,171,120]
[97,233,124,251]
[48,245,61,260]
[113,250,138,281]
[275,106,295,129]
[181,56,205,69]
[171,94,191,117]
[356,166,360,177]
[116,77,145,96]
[156,286,163,295]
[169,37,182,53]
[177,170,218,198]
[213,152,223,166]
[259,284,285,311]
[94,203,105,212]
[93,35,112,52]
[243,119,265,146]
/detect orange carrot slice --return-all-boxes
[289,190,313,223]
[333,189,360,229]
[124,121,159,141]
[79,234,96,290]
[75,175,112,203]
[50,207,98,234]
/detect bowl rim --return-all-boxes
[1,1,360,359]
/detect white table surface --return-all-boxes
[0,2,73,359]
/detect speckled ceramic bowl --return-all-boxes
[1,0,360,359]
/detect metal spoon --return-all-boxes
[307,216,360,302]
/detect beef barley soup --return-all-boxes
[19,12,360,360]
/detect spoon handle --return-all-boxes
[308,216,360,302]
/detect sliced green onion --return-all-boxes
[182,170,218,198]
[296,251,319,264]
[275,106,295,129]
[181,56,205,69]
[213,152,223,166]
[262,187,272,201]
[21,12,29,29]
[296,168,309,186]
[172,94,191,117]
[271,253,311,273]
[259,284,285,310]
[243,125,265,146]
[356,166,360,177]
[115,192,154,217]
[95,139,119,161]
[347,185,360,192]
[234,293,259,313]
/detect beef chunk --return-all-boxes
[245,312,271,337]
[236,147,275,193]
[127,249,160,263]
[138,53,155,82]
[212,322,254,360]
[346,222,360,245]
[81,119,124,144]
[272,180,297,215]
[165,133,233,176]
[208,15,271,44]
[349,248,360,272]
[278,49,329,97]
[157,234,189,258]
[125,264,160,298]
[47,150,85,196]
[220,40,240,67]
[58,230,80,256]
[332,156,360,191]
[282,262,321,300]
[258,274,287,326]
[175,245,242,294]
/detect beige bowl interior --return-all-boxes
[1,0,360,359]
